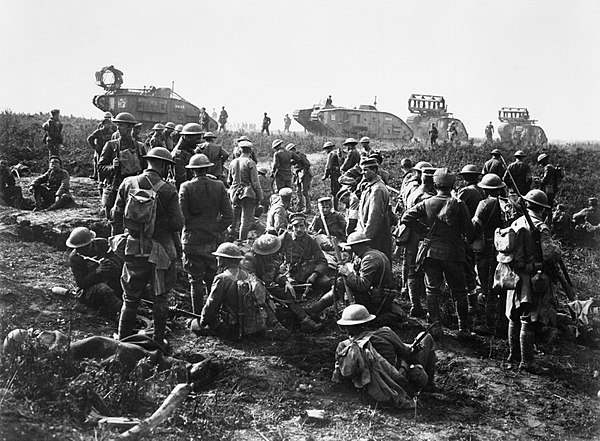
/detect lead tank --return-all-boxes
[92,66,217,131]
[293,101,413,141]
[497,107,547,147]
[405,94,468,142]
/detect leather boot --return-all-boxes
[153,300,169,344]
[305,291,335,319]
[190,283,206,315]
[506,320,520,363]
[118,303,138,340]
[408,278,426,318]
[519,322,549,375]
[455,292,473,340]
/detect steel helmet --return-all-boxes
[272,139,284,149]
[514,150,526,157]
[278,187,293,198]
[212,242,244,259]
[343,138,358,145]
[336,304,376,326]
[369,151,383,164]
[186,153,214,169]
[433,168,456,187]
[341,231,371,248]
[65,227,96,248]
[174,124,184,132]
[152,123,165,131]
[359,136,370,144]
[237,135,250,143]
[238,140,253,150]
[203,131,217,139]
[524,189,550,209]
[112,112,137,125]
[478,173,506,190]
[143,147,175,164]
[103,111,113,120]
[458,164,481,175]
[400,158,413,168]
[490,148,502,156]
[252,234,282,255]
[257,166,269,175]
[414,161,433,171]
[322,141,335,149]
[537,153,549,163]
[285,143,296,151]
[181,123,203,135]
[165,122,176,130]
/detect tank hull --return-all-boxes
[293,106,413,141]
[406,114,468,142]
[497,123,547,147]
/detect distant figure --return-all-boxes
[325,95,333,106]
[211,108,218,120]
[218,107,228,132]
[485,121,494,142]
[284,114,292,133]
[199,107,209,131]
[261,113,272,135]
[29,156,75,211]
[42,109,63,157]
[194,132,229,184]
[428,123,438,148]
[447,121,458,143]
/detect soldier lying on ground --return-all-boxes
[331,305,437,410]
[29,156,75,211]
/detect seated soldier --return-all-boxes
[242,234,322,332]
[194,242,268,339]
[573,197,599,227]
[279,212,331,293]
[331,305,437,409]
[0,159,24,208]
[307,232,395,318]
[66,227,123,318]
[29,156,75,211]
[309,197,347,250]
[266,187,293,235]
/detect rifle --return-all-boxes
[141,299,203,321]
[409,321,439,353]
[500,155,575,300]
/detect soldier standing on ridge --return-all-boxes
[322,141,341,210]
[284,114,292,133]
[428,123,438,148]
[485,121,494,142]
[271,139,294,191]
[199,107,209,131]
[218,107,228,132]
[42,109,63,157]
[537,153,559,209]
[261,112,272,135]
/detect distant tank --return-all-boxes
[497,107,547,147]
[92,66,217,131]
[405,94,468,142]
[292,101,413,141]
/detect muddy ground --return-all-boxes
[0,175,599,441]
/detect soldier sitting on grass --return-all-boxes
[309,197,347,250]
[29,156,75,211]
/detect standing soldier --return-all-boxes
[171,124,183,146]
[485,121,494,143]
[163,122,176,151]
[482,149,506,177]
[357,157,392,260]
[401,169,475,339]
[199,107,209,131]
[146,123,166,149]
[218,106,228,132]
[503,150,532,196]
[112,147,184,344]
[537,153,559,209]
[447,122,458,144]
[87,118,114,180]
[505,190,561,375]
[284,114,292,133]
[271,139,293,191]
[171,123,203,190]
[97,112,115,130]
[341,138,361,172]
[261,112,272,135]
[228,141,263,240]
[195,132,229,183]
[428,123,438,148]
[257,166,272,213]
[287,143,313,214]
[359,137,372,157]
[42,109,63,157]
[180,153,233,315]
[98,112,146,230]
[322,141,341,210]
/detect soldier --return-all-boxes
[87,118,114,180]
[132,122,144,143]
[401,161,432,210]
[287,143,313,214]
[321,141,341,210]
[171,123,203,190]
[163,122,176,151]
[112,147,184,344]
[66,227,123,318]
[271,139,294,191]
[573,197,600,226]
[552,204,571,238]
[503,150,532,196]
[472,174,507,335]
[257,166,272,213]
[482,148,506,177]
[195,132,229,183]
[0,159,23,208]
[537,153,560,208]
[447,122,458,143]
[180,153,233,315]
[325,95,333,106]
[283,114,292,133]
[505,190,561,375]
[280,212,330,293]
[338,170,362,236]
[369,150,389,185]
[309,197,346,241]
[266,187,293,235]
[228,141,263,240]
[29,156,75,211]
[359,136,372,157]
[218,106,228,132]
[485,121,494,142]
[98,112,146,229]
[96,111,115,130]
[42,109,63,157]
[402,168,475,339]
[171,124,184,146]
[261,112,272,135]
[199,107,209,131]
[145,123,166,149]
[428,123,438,148]
[358,157,393,260]
[341,138,361,172]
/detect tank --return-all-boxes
[292,101,413,141]
[405,94,468,142]
[92,66,217,131]
[497,107,547,147]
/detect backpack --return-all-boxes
[235,273,268,337]
[124,175,165,240]
[494,227,516,257]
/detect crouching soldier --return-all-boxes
[29,156,75,211]
[331,305,437,409]
[309,197,346,250]
[66,227,123,318]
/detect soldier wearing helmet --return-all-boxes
[66,227,123,318]
[322,141,341,209]
[331,304,437,405]
[359,136,372,157]
[341,138,361,172]
[401,161,431,210]
[180,153,233,315]
[537,153,559,209]
[270,139,295,191]
[98,112,147,230]
[145,123,167,149]
[402,168,475,340]
[171,123,203,190]
[503,150,532,196]
[42,109,63,157]
[505,189,561,375]
[482,149,506,177]
[194,131,229,183]
[87,117,116,180]
[171,124,184,145]
[256,166,272,213]
[111,147,184,344]
[163,122,176,151]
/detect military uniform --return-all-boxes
[261,115,271,135]
[280,230,329,290]
[458,183,486,295]
[180,174,233,313]
[344,248,393,314]
[341,149,361,173]
[482,157,505,177]
[358,175,392,260]
[0,164,23,208]
[504,160,532,195]
[540,164,558,207]
[30,167,74,210]
[87,126,114,180]
[42,116,63,157]
[291,150,313,213]
[309,210,346,240]
[195,142,229,181]
[228,156,263,240]
[266,197,289,234]
[171,139,195,190]
[324,150,341,209]
[271,148,293,191]
[257,172,272,211]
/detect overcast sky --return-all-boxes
[1,0,598,141]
